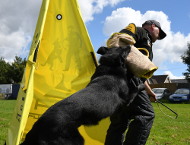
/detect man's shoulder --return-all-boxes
[136,27,151,40]
[136,27,148,35]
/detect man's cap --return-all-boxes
[142,20,166,40]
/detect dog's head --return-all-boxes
[97,46,131,67]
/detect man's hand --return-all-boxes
[149,94,157,102]
[144,81,157,102]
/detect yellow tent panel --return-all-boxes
[6,0,111,145]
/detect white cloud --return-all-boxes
[0,0,42,61]
[103,8,170,36]
[78,0,125,22]
[102,7,190,68]
[0,0,189,68]
[0,30,31,62]
[154,33,190,66]
[164,71,185,79]
[0,0,125,61]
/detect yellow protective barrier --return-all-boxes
[6,0,110,144]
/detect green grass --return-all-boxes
[0,100,189,145]
[147,103,190,145]
[0,100,16,145]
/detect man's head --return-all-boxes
[142,20,166,42]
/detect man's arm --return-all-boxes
[144,80,156,102]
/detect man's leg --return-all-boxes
[105,106,130,145]
[123,90,155,145]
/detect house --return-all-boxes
[148,75,171,84]
[148,75,190,93]
[0,84,20,100]
[171,79,188,83]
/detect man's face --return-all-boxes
[151,24,160,42]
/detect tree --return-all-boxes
[7,56,27,83]
[181,43,190,82]
[0,57,10,83]
[0,56,26,84]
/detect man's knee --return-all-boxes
[132,113,154,129]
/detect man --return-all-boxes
[105,20,167,145]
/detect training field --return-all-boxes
[0,100,189,145]
[147,102,190,145]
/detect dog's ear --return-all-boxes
[99,47,124,67]
[99,46,131,67]
[97,47,109,55]
[121,45,131,60]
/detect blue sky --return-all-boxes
[79,0,190,79]
[0,0,190,79]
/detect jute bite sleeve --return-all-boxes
[107,33,157,78]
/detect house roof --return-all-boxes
[149,75,170,84]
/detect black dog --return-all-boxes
[21,46,137,145]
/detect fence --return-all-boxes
[150,83,190,93]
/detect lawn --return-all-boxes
[0,100,189,145]
[147,102,190,145]
[0,100,16,145]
